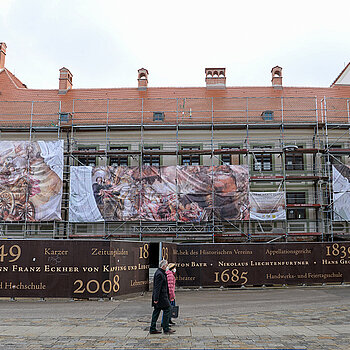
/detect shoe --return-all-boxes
[150,330,162,334]
[164,329,176,334]
[169,320,176,325]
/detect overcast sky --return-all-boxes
[1,0,349,89]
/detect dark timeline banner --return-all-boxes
[0,240,149,298]
[162,242,350,287]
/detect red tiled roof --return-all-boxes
[2,83,350,100]
[1,68,350,126]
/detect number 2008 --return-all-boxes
[74,275,120,294]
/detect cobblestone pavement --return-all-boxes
[0,285,350,349]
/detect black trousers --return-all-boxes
[150,306,171,332]
[162,299,175,324]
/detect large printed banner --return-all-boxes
[249,192,286,220]
[333,164,350,221]
[69,165,249,222]
[0,141,63,221]
[162,242,350,287]
[0,240,149,298]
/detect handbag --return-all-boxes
[171,305,179,318]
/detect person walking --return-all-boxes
[149,260,175,335]
[162,263,176,326]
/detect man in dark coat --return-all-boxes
[149,259,175,334]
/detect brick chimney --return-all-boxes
[271,66,282,89]
[205,68,226,89]
[59,67,73,94]
[138,68,148,90]
[0,42,7,69]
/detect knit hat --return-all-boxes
[168,263,176,270]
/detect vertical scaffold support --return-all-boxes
[324,97,334,241]
[67,99,76,238]
[211,97,215,243]
[246,97,251,241]
[104,99,110,238]
[281,97,288,242]
[24,101,35,238]
[176,98,179,240]
[281,96,284,147]
[139,98,144,241]
[315,96,319,137]
[57,100,62,140]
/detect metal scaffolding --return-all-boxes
[0,96,349,242]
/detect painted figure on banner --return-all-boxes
[86,164,250,222]
[177,164,249,221]
[0,141,63,221]
[92,166,139,221]
[141,166,176,221]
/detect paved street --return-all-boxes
[1,285,350,349]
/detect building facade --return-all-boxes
[1,42,350,243]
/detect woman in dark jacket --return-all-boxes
[149,260,175,334]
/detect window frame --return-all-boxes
[286,192,307,220]
[220,145,241,165]
[59,112,71,123]
[142,145,161,166]
[153,112,165,122]
[77,145,99,166]
[285,146,304,171]
[261,110,274,121]
[180,145,201,166]
[109,145,130,167]
[253,146,273,172]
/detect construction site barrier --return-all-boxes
[0,240,149,298]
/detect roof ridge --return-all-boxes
[8,85,338,92]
